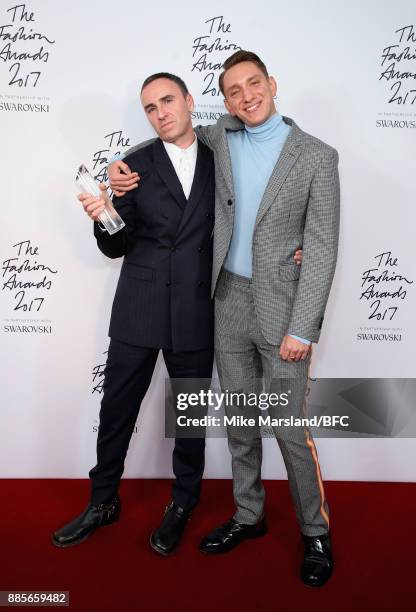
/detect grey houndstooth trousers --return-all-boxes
[215,269,330,537]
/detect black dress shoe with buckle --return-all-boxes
[52,496,120,548]
[150,501,191,556]
[199,517,267,554]
[300,532,333,587]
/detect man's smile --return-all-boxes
[244,101,262,113]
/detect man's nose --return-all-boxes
[242,86,254,103]
[157,105,167,120]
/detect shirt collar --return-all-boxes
[245,112,283,140]
[163,133,197,160]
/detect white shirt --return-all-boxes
[163,135,198,199]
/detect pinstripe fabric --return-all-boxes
[215,270,329,536]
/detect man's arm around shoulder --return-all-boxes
[195,113,232,149]
[108,137,156,195]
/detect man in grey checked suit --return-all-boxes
[109,50,340,587]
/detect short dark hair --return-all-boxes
[141,72,189,97]
[219,50,269,95]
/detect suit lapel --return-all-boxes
[153,139,187,210]
[215,114,244,196]
[217,127,234,196]
[254,119,304,228]
[175,140,213,236]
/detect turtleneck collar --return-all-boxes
[245,112,283,141]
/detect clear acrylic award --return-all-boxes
[75,164,125,235]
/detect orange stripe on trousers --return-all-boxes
[303,347,329,529]
[304,427,330,529]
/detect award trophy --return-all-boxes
[75,164,125,235]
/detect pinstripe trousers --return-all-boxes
[214,269,329,536]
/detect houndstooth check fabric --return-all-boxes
[196,115,340,345]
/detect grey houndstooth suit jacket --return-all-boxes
[195,114,340,345]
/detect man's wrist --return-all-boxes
[108,152,123,166]
[288,334,311,346]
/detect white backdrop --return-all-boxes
[1,0,415,480]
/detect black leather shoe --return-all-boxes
[199,517,267,554]
[149,501,191,556]
[52,496,120,548]
[300,532,333,587]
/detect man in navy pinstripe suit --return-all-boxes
[52,73,215,556]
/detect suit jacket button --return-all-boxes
[170,247,175,252]
[198,247,203,252]
[197,281,203,287]
[227,199,233,206]
[166,282,171,287]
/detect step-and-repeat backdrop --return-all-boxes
[1,0,415,480]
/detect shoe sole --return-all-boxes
[51,514,120,549]
[301,565,334,588]
[51,529,97,549]
[149,534,179,557]
[199,525,268,555]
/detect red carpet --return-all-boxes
[1,479,415,611]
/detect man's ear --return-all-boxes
[186,93,195,112]
[224,97,235,115]
[269,76,277,97]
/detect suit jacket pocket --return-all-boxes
[279,262,300,282]
[121,262,154,281]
